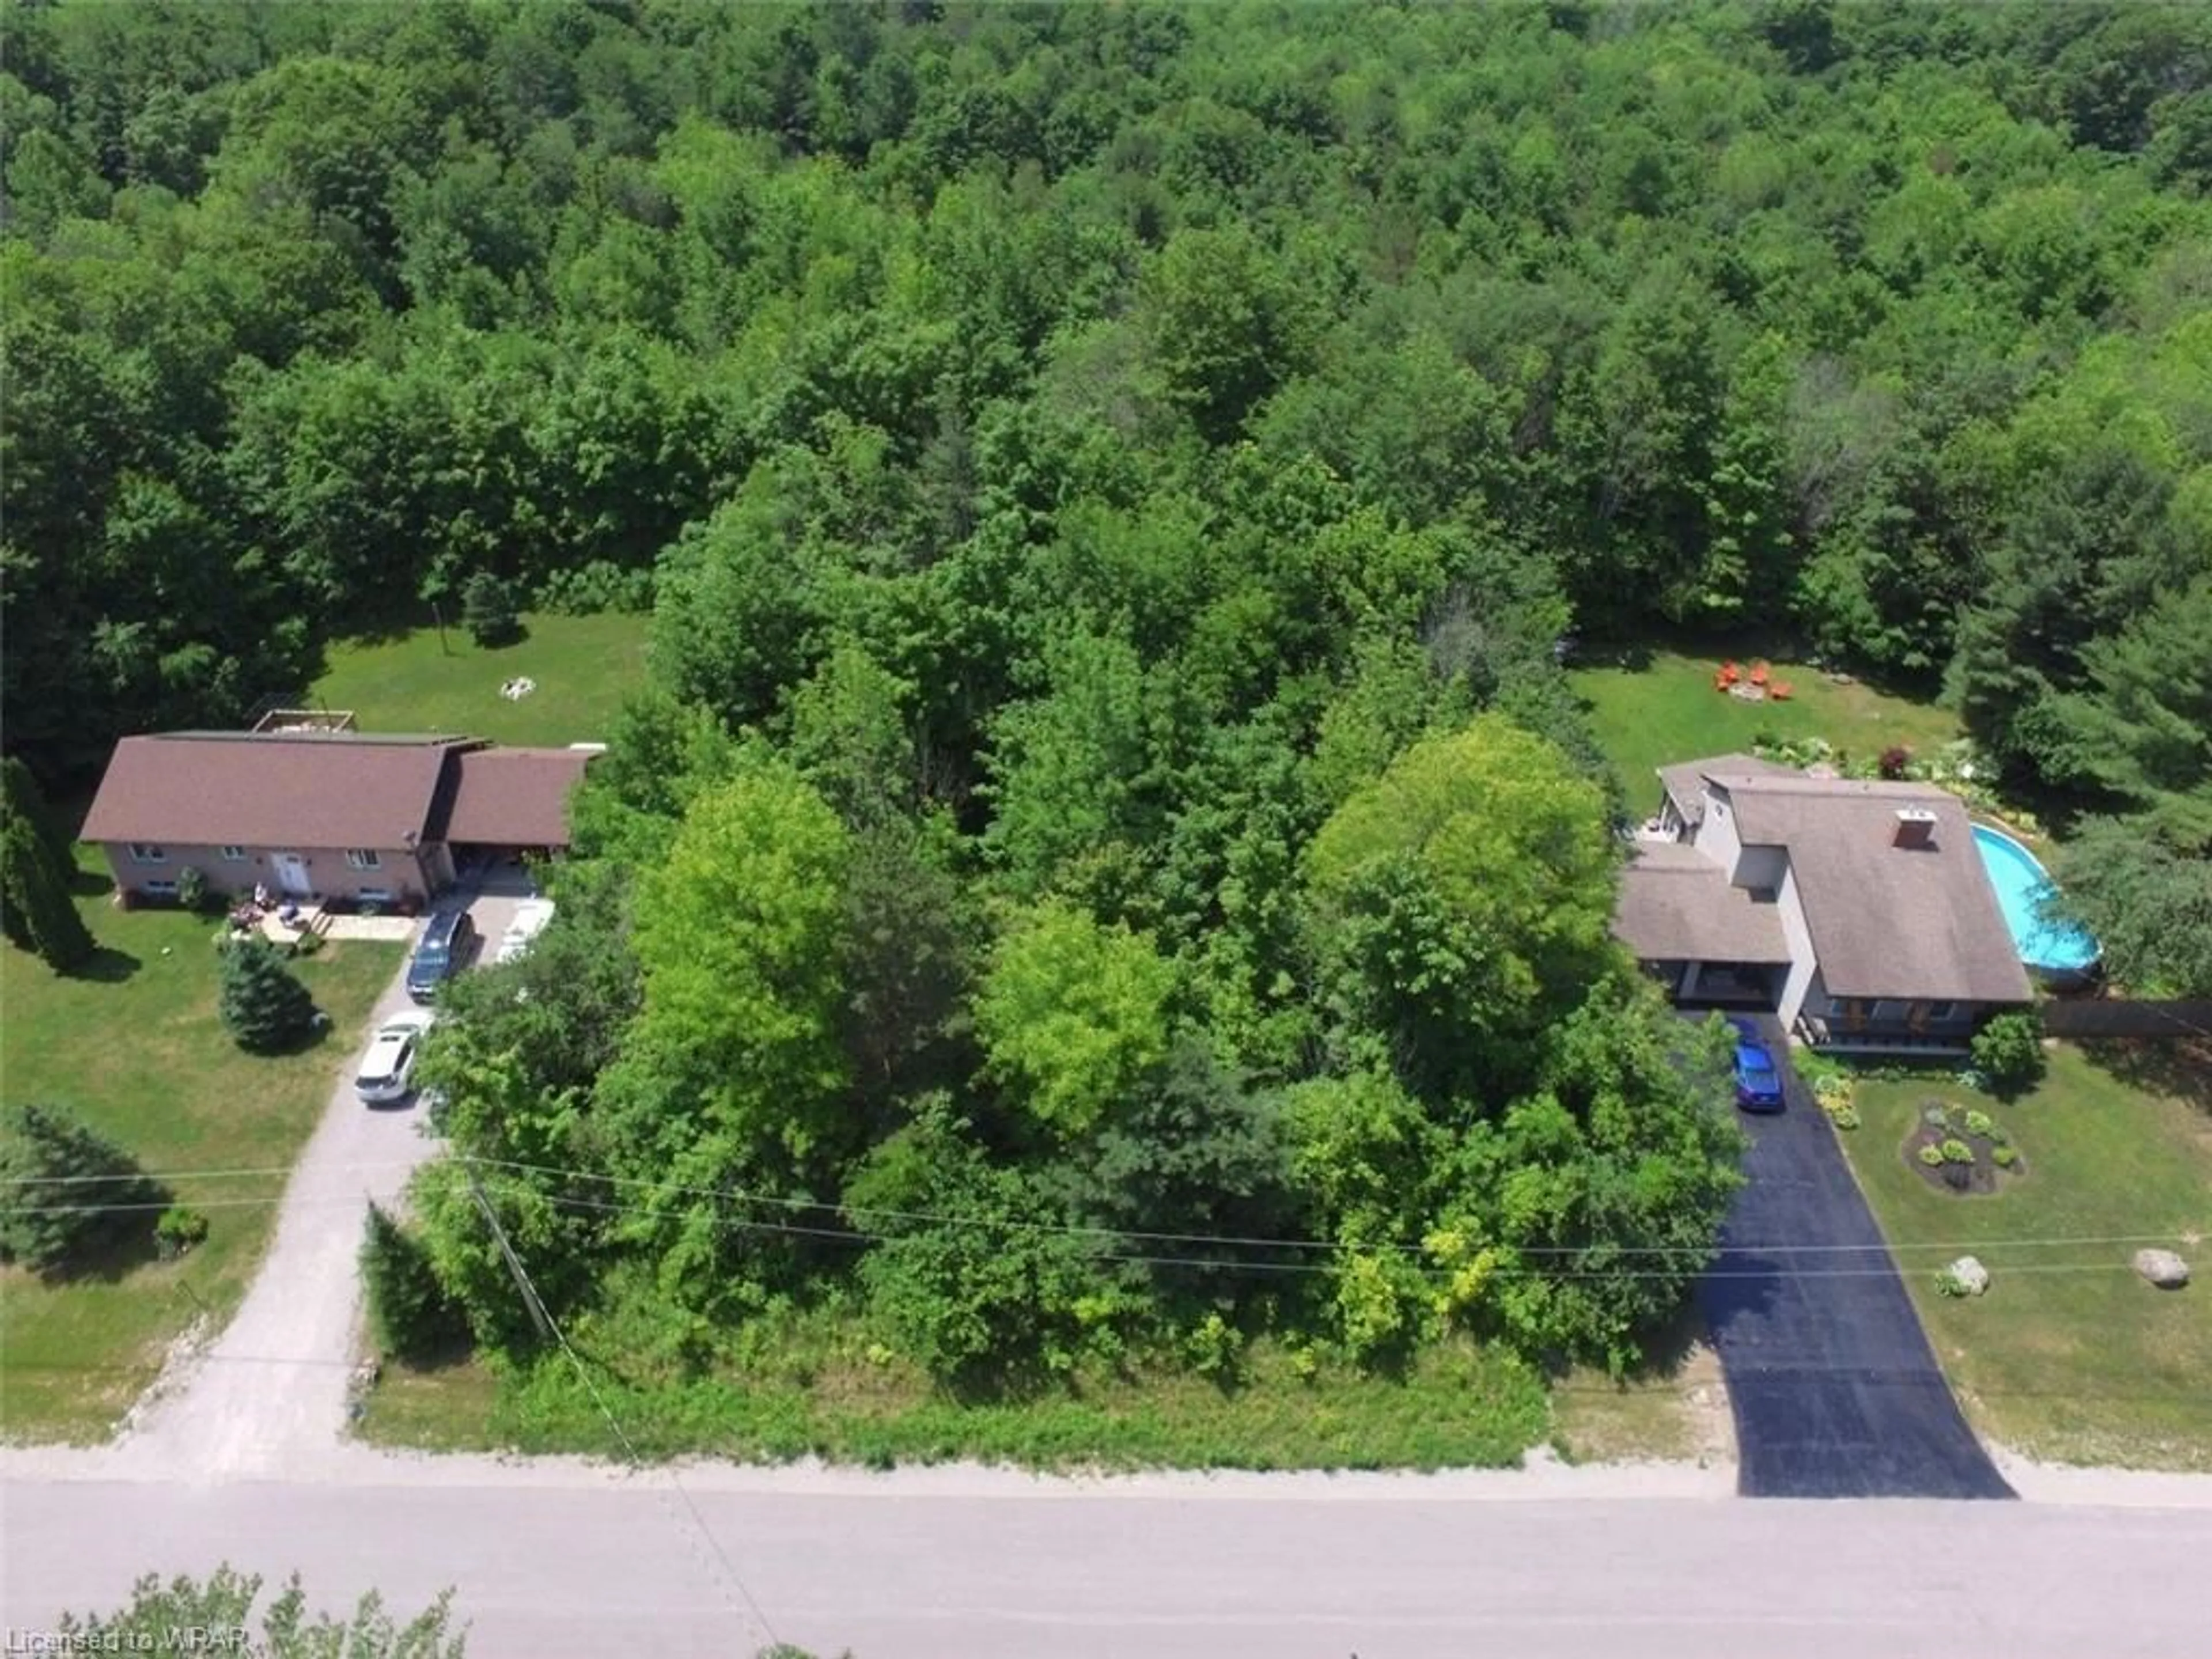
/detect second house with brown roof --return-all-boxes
[80,731,597,909]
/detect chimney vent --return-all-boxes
[1893,807,1937,849]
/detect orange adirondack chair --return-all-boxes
[1768,680,1793,701]
[1749,661,1770,687]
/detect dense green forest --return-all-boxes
[6,1,2211,1403]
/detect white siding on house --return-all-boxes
[1734,843,1787,893]
[1696,785,1744,873]
[1775,860,1821,1028]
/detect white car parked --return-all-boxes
[355,1009,437,1105]
[493,897,556,965]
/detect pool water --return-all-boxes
[1971,825,2100,973]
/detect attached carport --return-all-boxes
[430,746,596,882]
[1697,1013,2013,1499]
[1615,843,1790,1011]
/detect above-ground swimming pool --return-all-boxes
[1971,824,2100,977]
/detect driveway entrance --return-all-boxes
[1697,1016,2013,1499]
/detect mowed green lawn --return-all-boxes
[0,861,400,1442]
[1572,648,1960,806]
[1842,1047,2212,1470]
[310,612,649,748]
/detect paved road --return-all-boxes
[119,892,528,1478]
[1698,1018,2011,1499]
[5,1464,2209,1658]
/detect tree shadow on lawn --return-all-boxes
[2083,1036,2212,1119]
[31,1217,167,1287]
[63,946,141,984]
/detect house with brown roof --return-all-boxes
[81,732,596,908]
[1614,756,2033,1051]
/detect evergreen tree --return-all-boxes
[0,1104,168,1274]
[1,756,72,866]
[361,1201,467,1362]
[0,798,94,971]
[218,938,319,1054]
[461,569,523,647]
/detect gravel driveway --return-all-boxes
[120,889,531,1479]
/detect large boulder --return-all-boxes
[1948,1256,1990,1297]
[2133,1248,2191,1290]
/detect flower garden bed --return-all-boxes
[1902,1099,2024,1195]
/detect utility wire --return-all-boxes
[9,1154,2199,1261]
[470,1183,782,1653]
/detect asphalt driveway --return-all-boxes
[1696,1017,2013,1499]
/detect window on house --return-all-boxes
[128,844,166,864]
[220,846,247,862]
[357,888,394,903]
[346,849,382,870]
[1927,1001,1956,1021]
[142,880,179,897]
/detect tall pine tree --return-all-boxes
[0,771,94,971]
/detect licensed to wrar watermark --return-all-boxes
[4,1631,251,1654]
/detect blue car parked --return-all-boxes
[1726,1017,1786,1112]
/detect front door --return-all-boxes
[272,853,313,898]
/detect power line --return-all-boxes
[7,1163,2201,1267]
[472,1185,782,1653]
[529,1190,2183,1284]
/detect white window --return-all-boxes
[221,846,247,862]
[142,879,179,896]
[1927,1001,1957,1021]
[346,849,382,870]
[128,844,166,864]
[357,888,394,903]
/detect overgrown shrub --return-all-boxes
[0,1105,169,1274]
[175,865,208,912]
[361,1202,468,1362]
[156,1205,210,1260]
[218,937,319,1053]
[534,560,654,616]
[1971,1011,2047,1099]
[1878,745,1912,779]
[1185,1310,1245,1382]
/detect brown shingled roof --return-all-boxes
[431,747,594,847]
[79,733,469,851]
[1657,752,1794,826]
[1613,843,1794,965]
[1719,775,2031,1003]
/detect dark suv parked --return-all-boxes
[404,910,476,1002]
